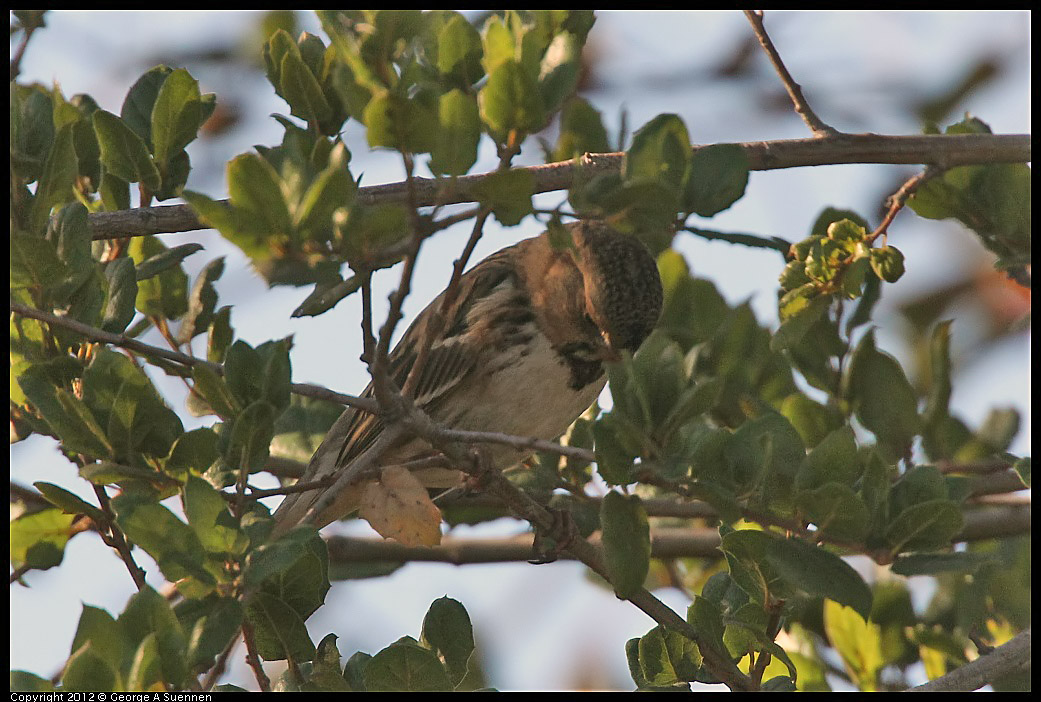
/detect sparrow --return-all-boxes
[272,220,663,537]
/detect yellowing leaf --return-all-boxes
[359,466,442,546]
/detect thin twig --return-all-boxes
[866,165,945,244]
[200,633,240,692]
[743,10,839,136]
[393,402,756,691]
[9,302,377,413]
[240,620,271,693]
[92,484,148,590]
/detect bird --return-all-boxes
[272,220,664,539]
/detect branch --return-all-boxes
[393,405,756,691]
[906,628,1030,692]
[9,301,377,413]
[743,10,839,136]
[83,134,1031,240]
[867,165,945,244]
[325,527,724,565]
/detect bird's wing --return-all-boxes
[272,246,521,530]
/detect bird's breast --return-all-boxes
[437,323,607,443]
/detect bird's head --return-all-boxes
[570,222,664,362]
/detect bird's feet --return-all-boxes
[530,507,579,565]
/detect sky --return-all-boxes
[10,10,1030,691]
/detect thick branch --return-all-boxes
[85,134,1031,240]
[326,527,724,565]
[906,628,1030,692]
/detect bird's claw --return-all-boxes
[530,507,579,565]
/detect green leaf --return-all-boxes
[70,604,125,674]
[600,491,651,598]
[17,367,114,458]
[682,143,750,217]
[10,508,76,571]
[795,426,859,490]
[183,475,247,556]
[429,89,480,176]
[92,110,161,191]
[430,11,483,84]
[843,330,921,461]
[538,31,582,113]
[725,411,805,497]
[46,203,95,303]
[257,338,293,413]
[207,306,234,363]
[118,585,190,687]
[470,168,534,226]
[780,393,843,448]
[128,235,189,319]
[9,671,54,692]
[165,427,220,479]
[823,599,883,691]
[111,492,215,593]
[625,114,690,191]
[177,256,225,344]
[795,483,871,541]
[421,596,475,686]
[179,596,244,672]
[30,123,78,234]
[224,400,277,473]
[869,246,905,283]
[338,203,410,268]
[767,535,872,618]
[245,591,317,662]
[772,292,830,351]
[190,363,241,420]
[121,65,174,145]
[479,58,545,142]
[249,527,329,619]
[637,626,701,686]
[552,97,609,162]
[280,51,333,127]
[100,257,139,334]
[363,91,436,154]
[592,414,637,485]
[293,143,356,237]
[134,242,203,281]
[10,233,67,291]
[884,499,963,553]
[150,68,202,167]
[291,275,362,318]
[364,640,452,692]
[62,642,118,692]
[81,348,183,460]
[32,481,106,522]
[227,153,292,235]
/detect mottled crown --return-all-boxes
[571,221,664,353]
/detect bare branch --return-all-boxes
[325,527,724,565]
[83,134,1031,240]
[907,628,1030,692]
[867,165,945,244]
[9,302,377,414]
[743,10,839,136]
